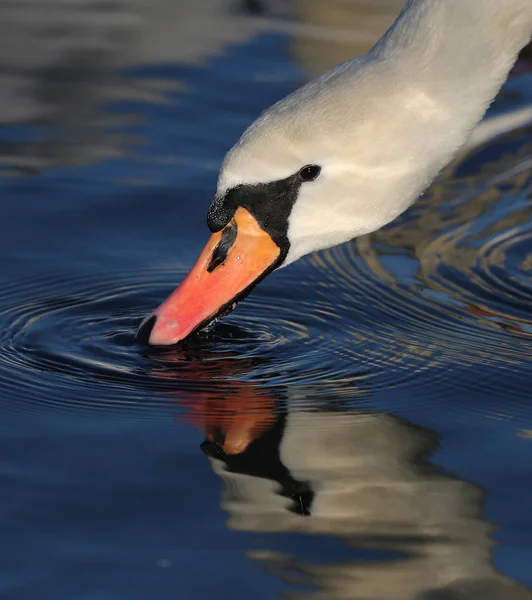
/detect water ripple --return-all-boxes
[1,135,532,419]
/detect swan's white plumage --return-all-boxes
[217,0,532,265]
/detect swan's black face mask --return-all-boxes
[207,171,302,249]
[137,166,320,346]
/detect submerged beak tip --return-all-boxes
[136,314,157,345]
[139,208,281,347]
[136,313,183,346]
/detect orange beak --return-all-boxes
[138,207,281,346]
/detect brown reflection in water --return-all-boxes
[291,0,403,76]
[357,136,532,334]
[290,0,532,78]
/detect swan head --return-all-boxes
[137,63,455,346]
[136,0,532,345]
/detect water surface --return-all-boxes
[1,2,532,598]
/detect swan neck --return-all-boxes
[375,0,532,90]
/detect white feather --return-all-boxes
[218,0,532,265]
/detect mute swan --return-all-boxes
[138,0,532,346]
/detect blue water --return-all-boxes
[1,3,532,598]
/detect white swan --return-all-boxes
[139,0,532,346]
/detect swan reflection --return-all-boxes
[178,385,532,599]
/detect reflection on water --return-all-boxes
[1,0,532,598]
[185,389,531,599]
[1,0,529,171]
[291,0,404,75]
[0,0,284,173]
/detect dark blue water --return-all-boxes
[1,2,532,598]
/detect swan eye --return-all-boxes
[298,165,321,182]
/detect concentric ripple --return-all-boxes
[0,263,368,417]
[2,130,532,419]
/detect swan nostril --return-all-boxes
[207,221,238,272]
[136,314,157,344]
